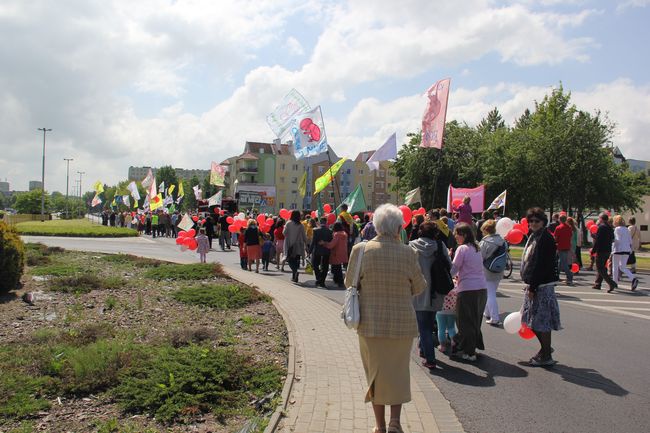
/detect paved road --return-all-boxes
[22,236,650,433]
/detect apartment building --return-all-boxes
[127,166,210,183]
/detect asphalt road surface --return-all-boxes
[22,235,650,433]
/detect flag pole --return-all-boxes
[325,147,341,211]
[430,148,443,208]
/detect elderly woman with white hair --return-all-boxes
[345,204,427,433]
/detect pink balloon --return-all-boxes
[399,205,413,229]
[323,204,332,213]
[416,207,426,215]
[505,228,525,244]
[520,217,529,233]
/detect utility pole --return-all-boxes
[37,127,52,222]
[64,158,73,218]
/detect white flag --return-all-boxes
[366,133,397,171]
[127,181,140,201]
[148,178,157,200]
[192,185,202,200]
[178,213,195,232]
[208,190,223,207]
[404,187,422,206]
[141,168,154,188]
[487,190,507,210]
[122,195,130,208]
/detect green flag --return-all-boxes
[316,195,325,218]
[338,184,367,214]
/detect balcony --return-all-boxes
[239,166,258,173]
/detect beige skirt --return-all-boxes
[358,335,413,405]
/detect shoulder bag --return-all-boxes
[341,242,366,330]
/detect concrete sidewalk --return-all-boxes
[21,236,464,433]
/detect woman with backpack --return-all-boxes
[410,222,451,369]
[479,220,507,326]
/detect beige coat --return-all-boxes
[346,236,427,338]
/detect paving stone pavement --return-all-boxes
[224,268,465,433]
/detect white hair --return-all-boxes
[373,203,403,236]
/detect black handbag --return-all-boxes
[431,240,454,296]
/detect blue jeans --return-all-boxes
[558,250,573,283]
[416,311,436,363]
[436,312,457,346]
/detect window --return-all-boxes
[279,202,284,208]
[319,167,325,174]
[358,169,364,175]
[291,177,298,184]
[388,183,392,188]
[368,183,372,189]
[259,148,264,154]
[292,164,298,171]
[280,177,285,183]
[281,163,285,170]
[329,192,334,198]
[376,181,384,189]
[346,169,351,174]
[290,203,297,209]
[379,170,385,178]
[291,190,298,195]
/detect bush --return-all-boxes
[144,263,226,280]
[0,221,25,293]
[100,254,162,267]
[114,345,283,422]
[50,274,125,294]
[172,284,269,310]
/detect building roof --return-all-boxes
[354,150,375,163]
[246,141,275,154]
[237,152,259,160]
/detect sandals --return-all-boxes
[387,419,404,433]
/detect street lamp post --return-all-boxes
[64,158,73,218]
[77,171,85,217]
[37,127,52,222]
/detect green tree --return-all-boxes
[157,166,179,195]
[14,189,50,214]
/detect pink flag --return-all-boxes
[421,78,451,149]
[446,184,485,213]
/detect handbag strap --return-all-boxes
[351,242,367,288]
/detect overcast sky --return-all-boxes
[1,0,649,194]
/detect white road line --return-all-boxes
[609,307,650,311]
[499,287,649,297]
[562,299,650,304]
[563,302,650,320]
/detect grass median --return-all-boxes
[15,219,138,237]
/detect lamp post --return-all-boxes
[37,127,52,222]
[63,158,73,218]
[77,171,85,216]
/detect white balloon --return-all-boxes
[237,212,245,220]
[496,217,514,237]
[503,311,522,334]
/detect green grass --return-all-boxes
[144,263,226,280]
[31,264,83,277]
[16,219,137,237]
[172,284,269,310]
[50,274,125,294]
[100,254,162,267]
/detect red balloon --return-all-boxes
[279,208,290,220]
[512,223,524,232]
[520,217,529,233]
[586,220,595,228]
[182,236,193,246]
[399,205,413,229]
[201,219,206,224]
[310,210,317,219]
[415,207,426,216]
[188,239,198,251]
[192,216,199,222]
[265,218,274,227]
[505,228,525,244]
[228,225,238,233]
[323,204,332,213]
[187,229,196,237]
[220,210,226,216]
[326,212,336,225]
[226,216,234,224]
[257,214,266,225]
[213,207,220,213]
[589,224,598,235]
[519,324,535,340]
[452,198,463,210]
[571,263,580,273]
[175,238,183,245]
[260,224,270,234]
[178,231,187,238]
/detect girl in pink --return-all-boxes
[450,223,487,361]
[457,196,473,225]
[196,228,210,263]
[437,288,458,354]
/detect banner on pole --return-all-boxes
[314,158,347,194]
[266,88,311,138]
[366,133,397,171]
[487,190,507,210]
[338,184,367,214]
[421,78,451,149]
[292,106,328,159]
[210,162,225,187]
[404,187,422,206]
[446,184,485,213]
[127,181,140,201]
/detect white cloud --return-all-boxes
[617,0,650,12]
[285,37,305,56]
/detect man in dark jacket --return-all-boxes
[218,213,231,250]
[592,213,617,292]
[204,215,215,249]
[310,217,333,288]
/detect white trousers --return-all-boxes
[612,254,635,283]
[484,277,501,320]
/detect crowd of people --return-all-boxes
[97,201,642,433]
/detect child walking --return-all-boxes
[196,228,210,263]
[436,288,458,354]
[238,228,248,270]
[262,234,275,271]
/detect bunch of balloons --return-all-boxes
[503,311,535,340]
[496,217,528,245]
[175,229,198,251]
[586,219,598,235]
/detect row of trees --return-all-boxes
[393,85,649,217]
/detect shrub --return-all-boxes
[144,263,225,281]
[50,274,125,294]
[100,254,162,267]
[31,264,83,277]
[114,345,283,422]
[172,284,269,310]
[0,221,25,293]
[169,327,217,348]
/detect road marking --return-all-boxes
[561,302,650,320]
[609,307,650,311]
[563,299,650,304]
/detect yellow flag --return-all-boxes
[298,171,307,197]
[177,182,185,198]
[93,181,104,193]
[314,158,347,195]
[168,184,175,195]
[150,193,164,211]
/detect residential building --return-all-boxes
[353,151,398,210]
[127,166,210,183]
[274,143,305,211]
[0,181,9,193]
[29,181,43,191]
[228,141,278,214]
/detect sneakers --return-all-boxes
[486,319,502,326]
[529,356,557,367]
[632,278,639,291]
